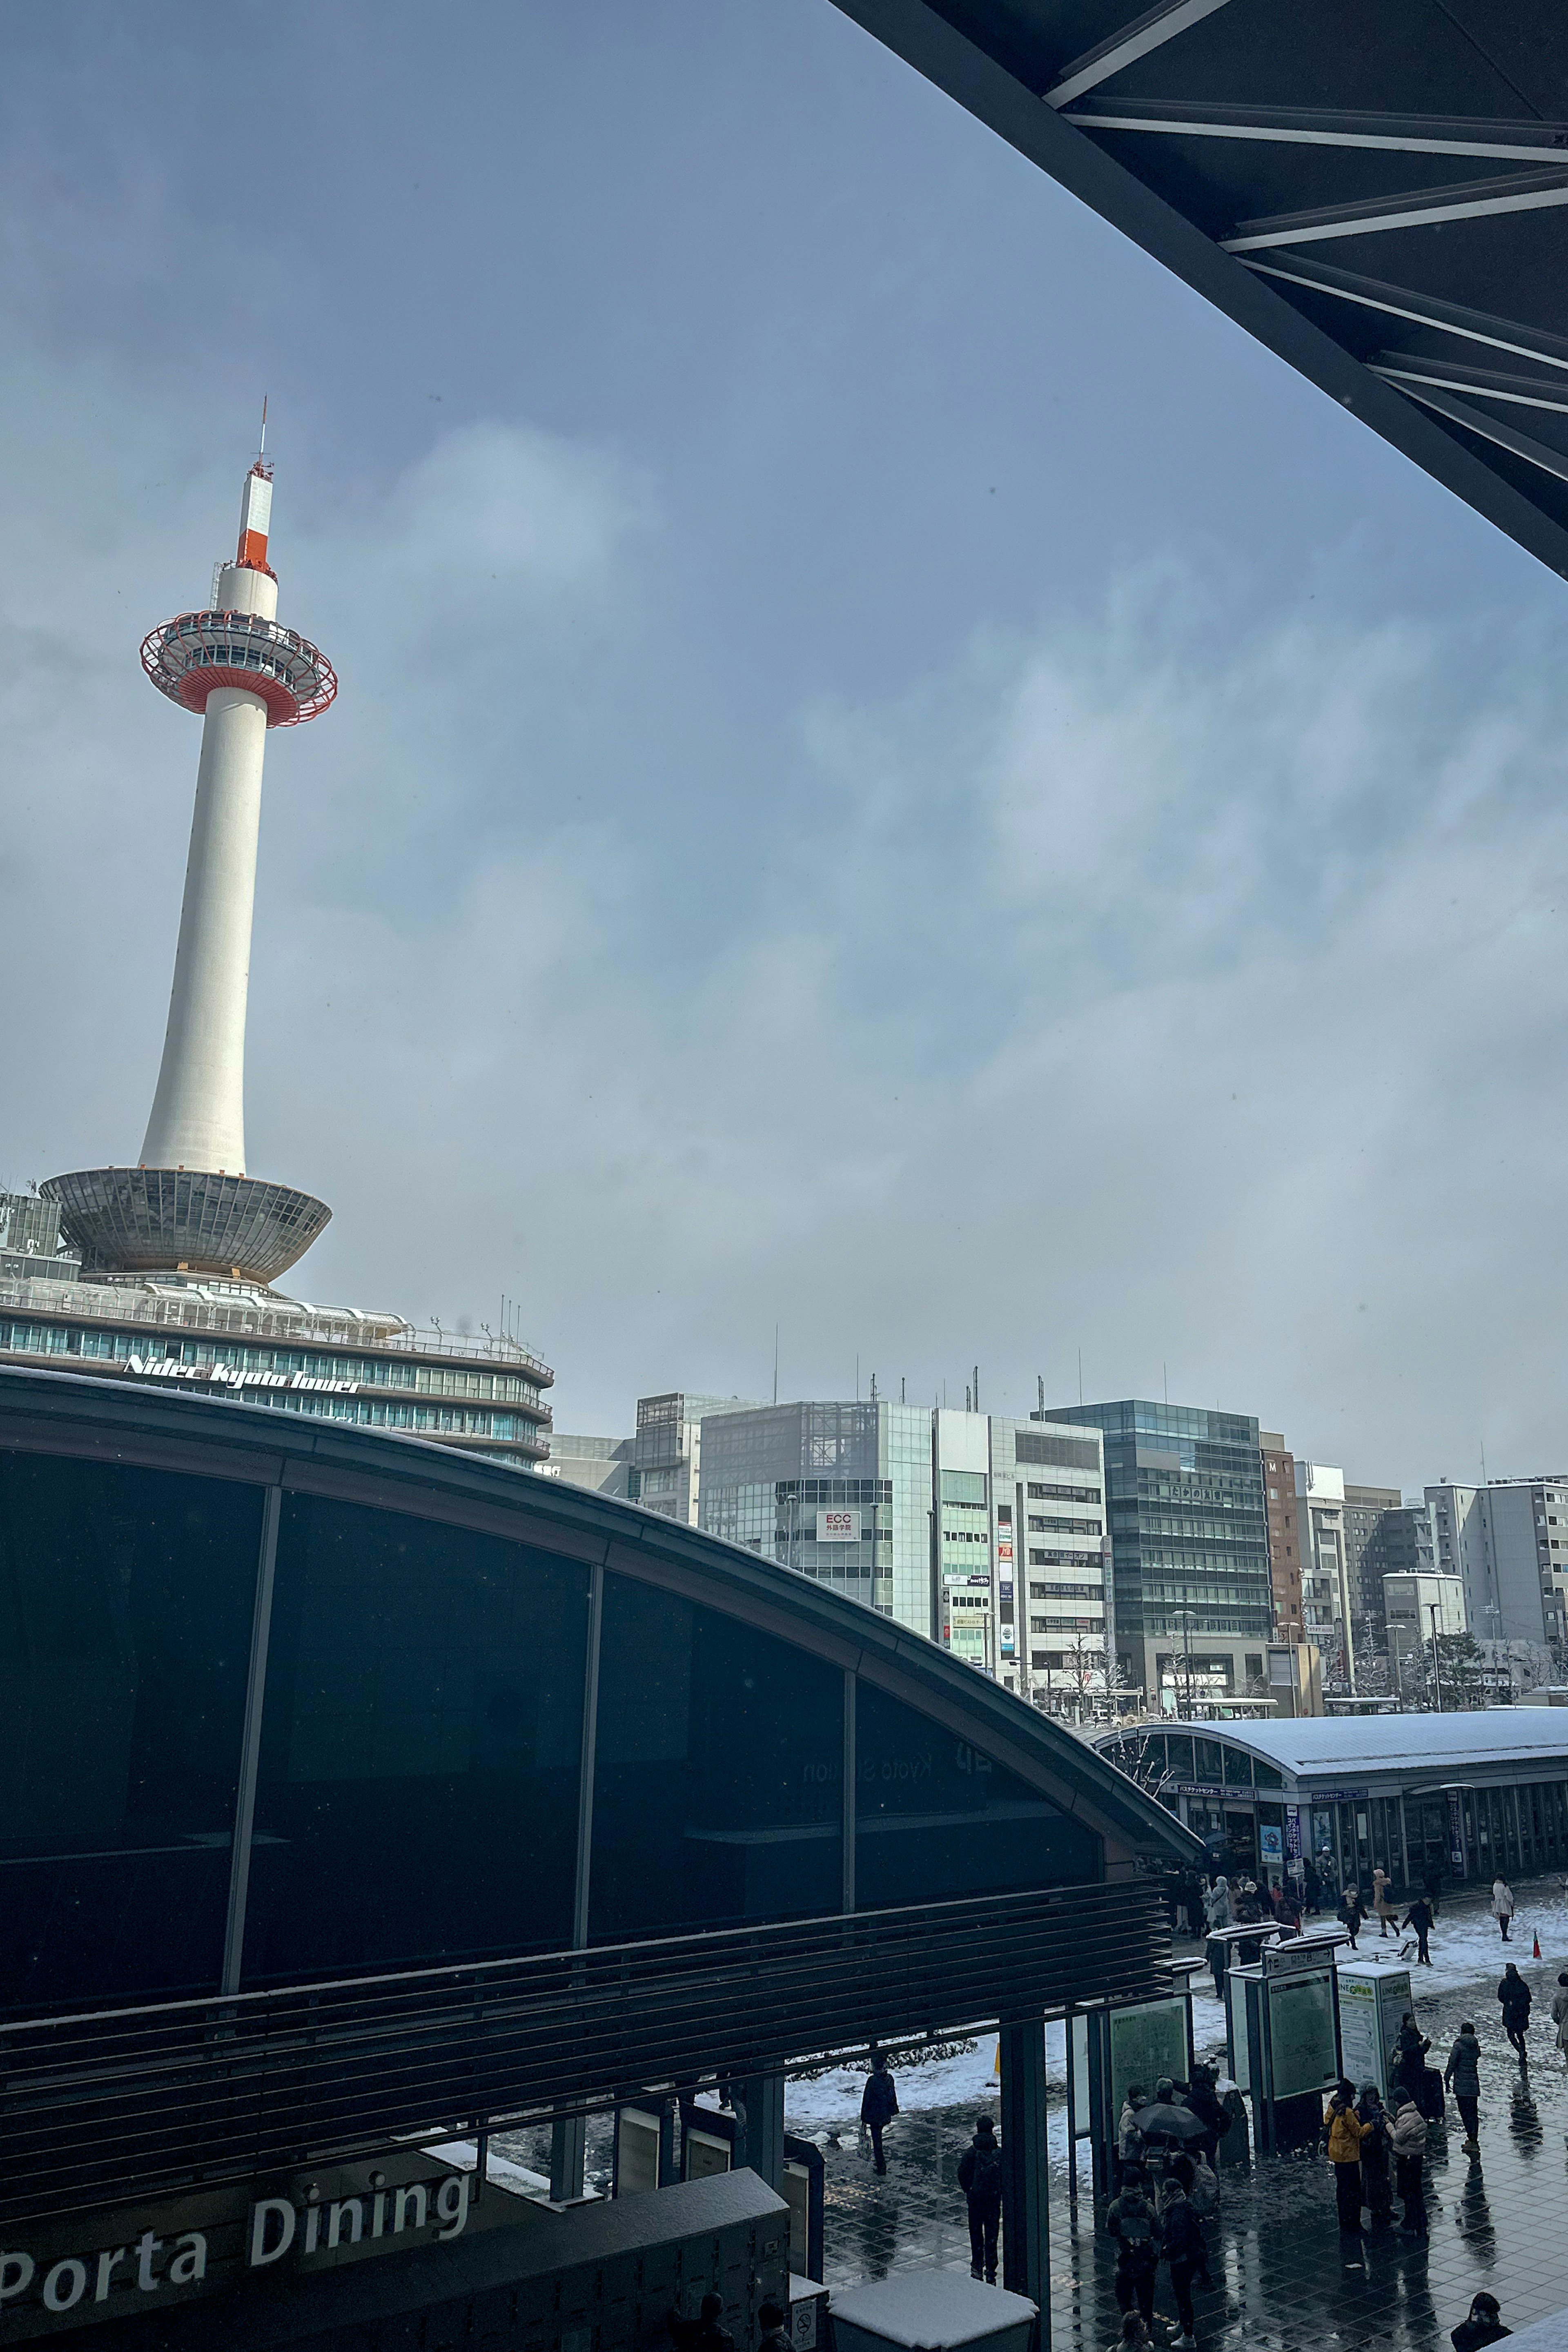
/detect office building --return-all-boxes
[1384,1570,1468,1678]
[631,1391,761,1523]
[1342,1481,1403,1646]
[543,1430,636,1498]
[695,1399,1108,1699]
[1259,1432,1301,1640]
[1428,1477,1568,1659]
[0,450,555,1467]
[1041,1399,1271,1709]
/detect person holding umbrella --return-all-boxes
[1136,2080,1209,2158]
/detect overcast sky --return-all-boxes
[4,4,1568,1487]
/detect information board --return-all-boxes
[1268,1973,1339,2100]
[1342,1967,1409,2096]
[1108,1998,1189,2123]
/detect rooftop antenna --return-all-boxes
[258,394,268,459]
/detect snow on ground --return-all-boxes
[786,1875,1568,2134]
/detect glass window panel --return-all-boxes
[1253,1757,1284,1789]
[1163,1734,1196,1782]
[854,1682,1099,1908]
[1222,1745,1254,1788]
[1195,1738,1224,1782]
[243,1494,588,1984]
[589,1574,842,1941]
[0,1450,261,2013]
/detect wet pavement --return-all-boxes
[811,1880,1568,2349]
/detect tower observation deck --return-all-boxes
[46,449,337,1285]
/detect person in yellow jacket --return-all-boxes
[1323,2079,1370,2232]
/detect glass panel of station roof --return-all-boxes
[854,1682,1099,1908]
[588,1572,842,1941]
[1164,1733,1195,1783]
[241,1495,588,1984]
[0,1450,260,2012]
[1195,1737,1223,1783]
[1254,1755,1284,1789]
[1222,1746,1254,1788]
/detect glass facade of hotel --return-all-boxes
[1044,1399,1271,1645]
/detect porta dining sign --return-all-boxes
[0,2163,470,2338]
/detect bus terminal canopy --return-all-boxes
[830,0,1568,582]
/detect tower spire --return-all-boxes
[42,446,336,1289]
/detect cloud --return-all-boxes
[5,339,1568,1492]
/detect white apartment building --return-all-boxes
[1295,1461,1353,1681]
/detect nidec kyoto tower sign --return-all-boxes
[44,429,338,1288]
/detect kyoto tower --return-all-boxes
[46,432,339,1286]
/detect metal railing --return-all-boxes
[0,1879,1169,2228]
[0,1272,552,1383]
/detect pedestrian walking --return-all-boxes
[1372,1866,1400,1938]
[1105,2166,1162,2326]
[1550,1972,1568,2061]
[1390,2094,1428,2236]
[1444,2023,1483,2154]
[1356,2086,1394,2225]
[1158,2180,1210,2351]
[1452,2292,1511,2350]
[1323,2079,1369,2232]
[1497,1962,1532,2064]
[860,2050,898,2174]
[958,2114,1003,2284]
[1271,1878,1302,1934]
[1302,1855,1322,1915]
[1339,1885,1366,1950]
[1492,1877,1515,1942]
[1400,1894,1435,1967]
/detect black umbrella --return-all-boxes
[1136,2099,1208,2147]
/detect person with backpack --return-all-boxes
[1497,1963,1532,2065]
[860,2050,899,2175]
[1158,2179,1210,2351]
[1356,2086,1394,2225]
[1106,2164,1162,2326]
[1390,2094,1428,2236]
[1323,2079,1370,2231]
[1444,2023,1483,2154]
[957,2113,1003,2284]
[1339,1886,1367,1950]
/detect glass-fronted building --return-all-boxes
[697,1401,1108,1702]
[0,1261,552,1467]
[1097,1711,1568,1893]
[1041,1399,1271,1708]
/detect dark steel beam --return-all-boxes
[826,0,1568,582]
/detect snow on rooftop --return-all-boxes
[1183,1706,1568,1781]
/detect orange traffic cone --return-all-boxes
[1533,1930,1542,1958]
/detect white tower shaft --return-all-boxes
[140,560,278,1174]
